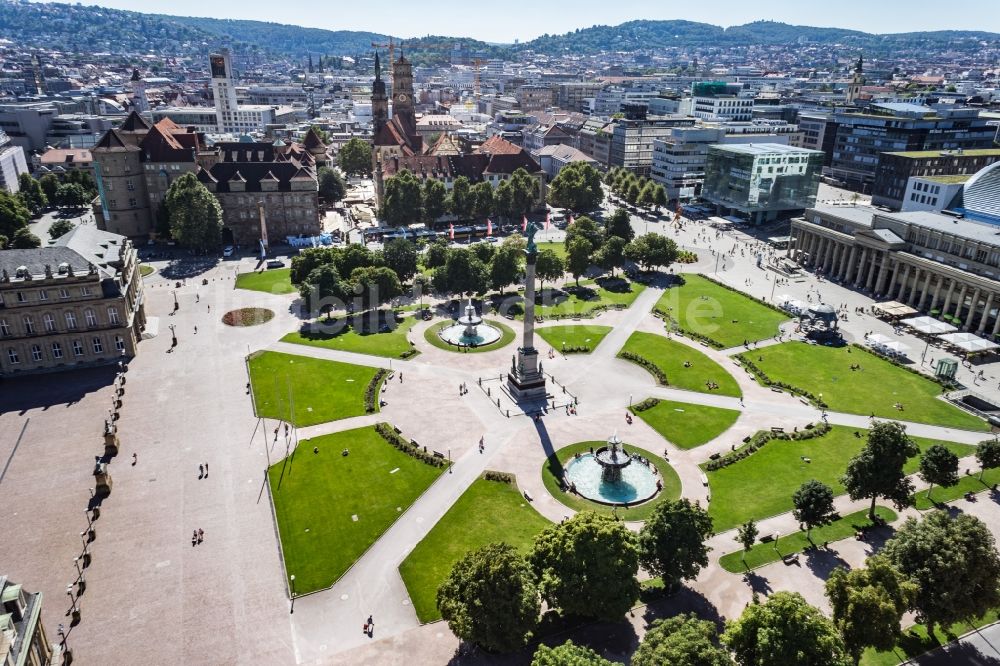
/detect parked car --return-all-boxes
[223,245,234,257]
[266,259,285,269]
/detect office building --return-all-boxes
[792,113,837,165]
[900,175,968,212]
[209,50,293,134]
[608,106,695,176]
[702,143,824,223]
[0,575,52,666]
[691,82,753,122]
[0,131,28,194]
[872,148,1000,210]
[0,226,146,376]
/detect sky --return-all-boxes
[36,0,1000,42]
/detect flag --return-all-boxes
[545,212,550,230]
[486,219,493,236]
[522,215,528,232]
[449,223,455,240]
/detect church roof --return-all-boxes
[302,127,328,152]
[119,109,152,132]
[92,128,138,153]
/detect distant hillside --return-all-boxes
[0,2,996,64]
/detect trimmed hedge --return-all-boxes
[737,355,828,408]
[653,307,725,349]
[704,422,832,472]
[561,345,591,354]
[365,368,389,413]
[483,471,514,483]
[618,350,669,385]
[677,251,699,264]
[630,397,661,412]
[374,422,450,468]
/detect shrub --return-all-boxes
[652,307,724,349]
[365,369,389,413]
[631,398,661,412]
[374,422,449,468]
[483,471,514,483]
[704,422,832,471]
[618,351,668,385]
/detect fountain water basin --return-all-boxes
[438,299,502,347]
[563,434,660,506]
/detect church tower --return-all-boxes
[130,68,149,113]
[371,51,388,135]
[846,55,865,104]
[391,50,417,139]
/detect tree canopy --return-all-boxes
[529,512,640,621]
[918,443,959,500]
[489,237,524,293]
[380,169,423,227]
[637,498,714,589]
[547,161,604,212]
[349,265,402,310]
[164,172,223,252]
[317,166,346,203]
[436,542,539,653]
[48,218,75,240]
[10,227,41,249]
[338,137,372,176]
[422,179,447,222]
[624,233,679,271]
[606,207,635,242]
[841,421,919,518]
[566,237,593,286]
[17,173,47,215]
[632,613,731,666]
[0,191,32,238]
[535,248,565,290]
[792,479,836,540]
[531,640,617,666]
[977,438,1000,481]
[299,264,345,316]
[448,176,473,220]
[433,247,488,296]
[380,238,418,283]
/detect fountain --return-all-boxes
[438,299,502,347]
[563,433,660,506]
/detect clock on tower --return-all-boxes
[396,93,408,104]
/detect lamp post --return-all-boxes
[168,323,177,347]
[289,574,296,614]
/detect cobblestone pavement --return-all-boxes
[3,212,999,665]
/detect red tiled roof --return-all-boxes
[477,136,522,155]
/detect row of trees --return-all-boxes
[438,500,716,654]
[564,210,678,282]
[605,166,668,210]
[379,168,539,228]
[0,171,99,249]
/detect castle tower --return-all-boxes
[371,51,389,135]
[846,55,865,104]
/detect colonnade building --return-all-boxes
[789,205,1000,337]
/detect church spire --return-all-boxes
[855,55,864,74]
[374,50,381,81]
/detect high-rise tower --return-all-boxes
[210,49,239,132]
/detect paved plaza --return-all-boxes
[3,207,1000,665]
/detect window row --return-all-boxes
[6,336,126,364]
[5,285,93,304]
[0,307,120,336]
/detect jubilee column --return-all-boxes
[506,221,548,402]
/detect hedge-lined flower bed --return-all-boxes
[704,422,831,471]
[222,307,275,327]
[737,355,828,408]
[618,351,669,385]
[653,307,726,349]
[483,470,514,483]
[365,369,389,413]
[374,422,450,468]
[630,397,661,412]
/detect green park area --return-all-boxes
[619,331,742,397]
[913,466,1000,509]
[423,318,516,353]
[718,506,897,573]
[235,267,296,294]
[248,351,382,427]
[656,274,788,348]
[741,341,989,431]
[268,426,444,594]
[512,278,644,319]
[535,324,612,353]
[282,315,418,359]
[861,607,1000,666]
[139,264,154,277]
[398,476,551,623]
[542,441,681,522]
[632,399,741,449]
[536,241,567,259]
[705,425,974,531]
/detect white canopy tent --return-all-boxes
[867,333,893,346]
[900,316,958,335]
[882,341,909,355]
[938,332,1000,353]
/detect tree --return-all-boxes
[564,215,603,252]
[531,640,616,666]
[436,542,539,653]
[422,179,447,223]
[652,184,668,210]
[165,172,223,252]
[489,238,523,294]
[470,181,494,219]
[792,480,836,541]
[335,243,380,278]
[338,137,371,176]
[10,227,41,249]
[308,124,330,143]
[0,235,7,250]
[317,166,346,204]
[529,512,640,621]
[433,247,488,296]
[566,237,593,286]
[48,218,75,239]
[349,266,403,311]
[918,443,959,501]
[883,510,1000,637]
[636,181,654,209]
[381,238,418,283]
[424,239,450,269]
[637,499,714,590]
[64,169,97,199]
[472,241,495,265]
[300,264,345,316]
[39,173,60,203]
[0,191,31,238]
[624,234,679,272]
[535,248,565,291]
[380,169,423,227]
[508,168,539,216]
[736,520,759,569]
[978,439,1000,481]
[54,183,88,209]
[722,591,852,666]
[626,180,641,205]
[594,236,627,277]
[606,208,634,242]
[825,555,917,663]
[841,421,919,519]
[493,179,514,220]
[632,614,731,666]
[290,246,340,285]
[547,161,604,212]
[17,173,47,215]
[448,176,473,220]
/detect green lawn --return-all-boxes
[535,324,613,353]
[236,267,296,294]
[542,441,682,522]
[914,466,999,509]
[743,342,988,431]
[535,278,644,319]
[706,426,975,531]
[398,476,552,623]
[282,315,418,359]
[536,241,567,260]
[718,507,897,573]
[861,608,1000,666]
[619,331,742,398]
[656,274,788,347]
[139,264,154,277]
[632,399,741,449]
[423,318,516,353]
[268,426,443,594]
[248,351,381,427]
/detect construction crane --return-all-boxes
[370,38,396,88]
[472,57,484,98]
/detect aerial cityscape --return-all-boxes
[4,1,1000,664]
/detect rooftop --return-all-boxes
[917,174,973,185]
[710,143,823,156]
[886,149,1000,159]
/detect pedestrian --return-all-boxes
[198,528,204,543]
[199,464,204,478]
[192,530,198,546]
[194,325,198,334]
[204,462,208,476]
[132,452,137,465]
[196,293,200,303]
[207,304,211,313]
[399,372,403,383]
